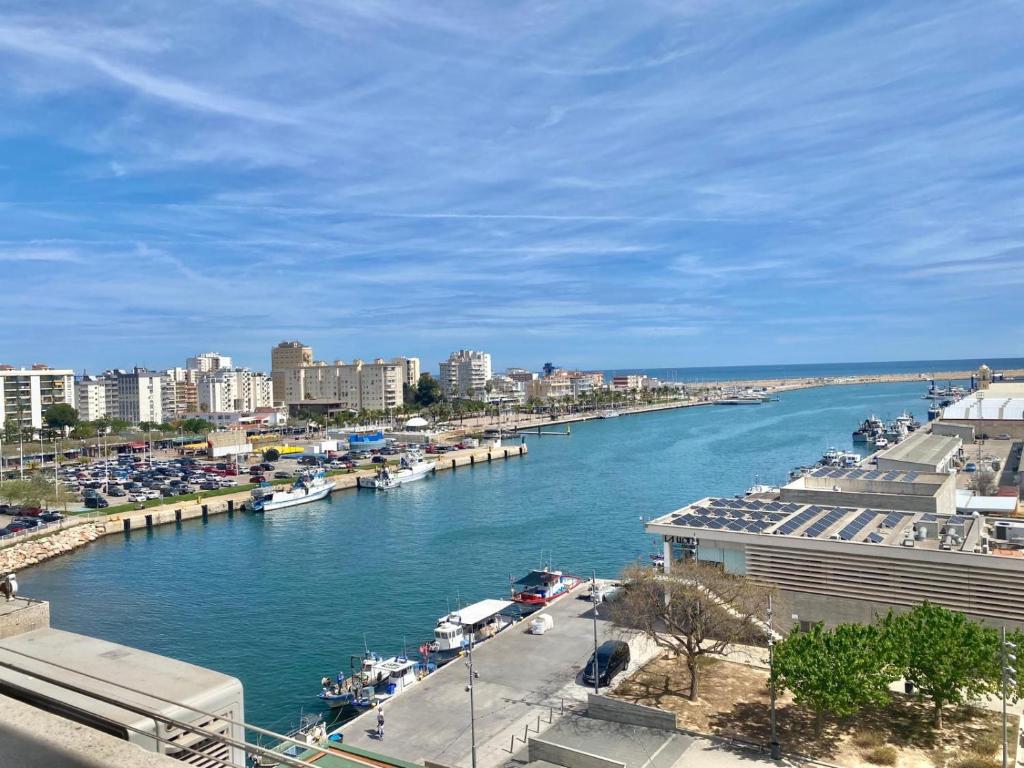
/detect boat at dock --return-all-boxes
[357,451,434,490]
[250,469,333,512]
[511,568,582,605]
[318,652,433,710]
[923,380,965,400]
[423,598,516,665]
[598,410,620,419]
[852,415,885,444]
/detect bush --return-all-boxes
[952,757,1000,768]
[853,730,885,749]
[862,745,898,765]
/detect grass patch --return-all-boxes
[862,745,898,765]
[951,757,1000,768]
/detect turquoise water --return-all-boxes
[22,382,926,732]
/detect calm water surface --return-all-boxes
[24,382,926,731]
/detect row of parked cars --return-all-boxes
[0,504,65,538]
[61,455,247,508]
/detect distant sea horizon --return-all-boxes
[601,356,1024,384]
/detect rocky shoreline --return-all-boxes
[0,523,107,574]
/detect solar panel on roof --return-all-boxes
[904,472,918,482]
[879,511,905,528]
[803,508,847,538]
[865,532,885,544]
[864,470,882,480]
[836,509,876,541]
[726,521,745,531]
[920,513,937,523]
[774,508,818,535]
[883,472,899,481]
[704,519,724,529]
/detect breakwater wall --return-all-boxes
[0,444,528,574]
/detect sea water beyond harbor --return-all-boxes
[24,381,933,730]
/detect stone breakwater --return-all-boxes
[0,523,107,573]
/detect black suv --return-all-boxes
[84,496,109,509]
[582,640,630,687]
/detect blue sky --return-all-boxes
[1,1,1023,374]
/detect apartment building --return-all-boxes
[391,357,421,388]
[611,374,647,391]
[439,350,492,398]
[0,364,75,431]
[271,341,314,403]
[114,368,163,424]
[161,368,198,421]
[197,369,272,414]
[185,352,233,373]
[284,359,404,413]
[74,376,117,422]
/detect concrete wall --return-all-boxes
[932,422,976,443]
[781,487,942,514]
[941,420,1024,440]
[586,694,677,730]
[528,737,626,768]
[0,598,49,639]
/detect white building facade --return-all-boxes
[0,365,75,431]
[439,350,492,398]
[284,359,404,412]
[185,352,233,372]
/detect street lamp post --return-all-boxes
[465,637,479,768]
[1002,626,1017,768]
[767,595,781,760]
[592,570,601,695]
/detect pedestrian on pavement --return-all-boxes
[376,707,384,740]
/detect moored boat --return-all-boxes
[422,598,516,665]
[250,469,333,512]
[598,410,620,419]
[511,568,582,605]
[357,451,435,490]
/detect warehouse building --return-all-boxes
[874,430,962,474]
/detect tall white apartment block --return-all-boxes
[186,352,233,372]
[75,376,113,422]
[161,368,198,421]
[0,364,75,431]
[197,369,273,413]
[390,357,421,388]
[114,368,163,424]
[439,350,492,397]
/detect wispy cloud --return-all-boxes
[1,0,1022,370]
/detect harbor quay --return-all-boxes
[333,581,664,768]
[0,444,528,573]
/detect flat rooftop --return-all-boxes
[877,432,960,465]
[803,466,929,483]
[648,496,1003,555]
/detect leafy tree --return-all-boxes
[44,403,78,432]
[71,421,98,439]
[263,448,281,462]
[882,602,1001,727]
[402,381,417,406]
[608,562,772,701]
[772,622,898,733]
[414,373,441,407]
[178,418,213,435]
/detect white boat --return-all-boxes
[350,656,426,708]
[873,437,890,449]
[598,410,620,419]
[425,599,515,664]
[250,470,333,512]
[745,483,780,497]
[358,452,434,490]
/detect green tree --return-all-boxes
[263,448,281,462]
[71,421,98,439]
[415,373,442,406]
[882,602,1001,727]
[178,418,213,435]
[772,622,898,733]
[44,403,78,433]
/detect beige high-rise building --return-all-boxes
[284,359,403,413]
[439,350,492,398]
[271,341,313,404]
[391,357,421,388]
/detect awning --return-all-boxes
[454,599,513,627]
[513,570,557,587]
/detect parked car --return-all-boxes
[39,512,64,523]
[108,487,127,497]
[128,493,148,503]
[260,463,275,471]
[199,482,220,491]
[84,496,109,509]
[143,490,160,500]
[582,640,631,687]
[273,472,292,479]
[249,475,266,484]
[964,462,978,472]
[371,456,386,464]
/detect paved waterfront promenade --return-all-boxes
[335,584,659,768]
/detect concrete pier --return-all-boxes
[334,583,658,768]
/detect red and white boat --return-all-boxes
[511,569,582,605]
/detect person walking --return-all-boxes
[376,707,384,740]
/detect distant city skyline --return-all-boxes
[2,2,1022,368]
